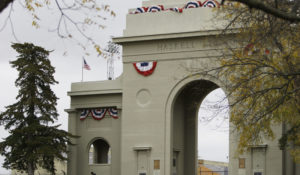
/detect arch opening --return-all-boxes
[197,88,229,174]
[88,139,111,164]
[171,80,229,175]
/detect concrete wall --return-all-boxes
[118,35,228,175]
[66,0,300,175]
[173,94,185,175]
[229,123,300,175]
[67,79,122,175]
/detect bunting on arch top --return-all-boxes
[202,0,220,7]
[129,0,220,14]
[184,1,202,8]
[148,5,164,12]
[130,5,164,14]
[80,107,119,121]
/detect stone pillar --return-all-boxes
[65,109,78,175]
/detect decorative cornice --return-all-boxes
[113,29,238,44]
[68,89,122,96]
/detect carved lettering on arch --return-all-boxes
[157,41,195,52]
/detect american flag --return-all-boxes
[83,58,91,70]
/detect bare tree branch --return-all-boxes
[226,0,300,22]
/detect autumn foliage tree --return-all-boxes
[0,43,74,175]
[205,0,300,161]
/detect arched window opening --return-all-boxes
[89,139,111,164]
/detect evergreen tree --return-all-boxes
[0,43,73,175]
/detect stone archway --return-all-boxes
[164,75,227,175]
[66,0,298,174]
[172,80,219,175]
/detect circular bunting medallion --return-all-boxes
[133,61,157,76]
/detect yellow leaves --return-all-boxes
[233,2,241,8]
[98,25,105,29]
[291,149,300,163]
[25,0,43,29]
[26,3,35,12]
[104,5,110,11]
[221,40,300,154]
[33,14,40,20]
[25,0,43,11]
[81,0,90,3]
[226,13,232,19]
[32,20,39,28]
[94,45,102,56]
[34,2,42,8]
[291,50,300,59]
[44,0,50,5]
[218,0,300,161]
[111,11,116,17]
[84,18,92,25]
[223,2,242,20]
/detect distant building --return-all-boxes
[198,160,228,175]
[11,159,67,175]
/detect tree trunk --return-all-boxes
[27,162,35,175]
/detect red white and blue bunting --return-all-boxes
[202,0,219,7]
[130,0,220,14]
[148,5,164,12]
[185,1,202,8]
[132,7,149,14]
[80,109,89,120]
[107,107,118,119]
[91,108,107,120]
[80,107,119,121]
[133,61,157,76]
[168,7,183,13]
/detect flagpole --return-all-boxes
[81,57,83,82]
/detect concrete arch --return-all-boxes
[87,137,111,153]
[87,137,111,165]
[165,73,228,111]
[164,73,228,175]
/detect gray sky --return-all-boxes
[0,0,228,173]
[198,89,229,162]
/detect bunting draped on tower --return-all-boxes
[80,109,90,120]
[80,107,119,121]
[107,108,118,119]
[91,108,107,120]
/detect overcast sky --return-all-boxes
[0,0,228,173]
